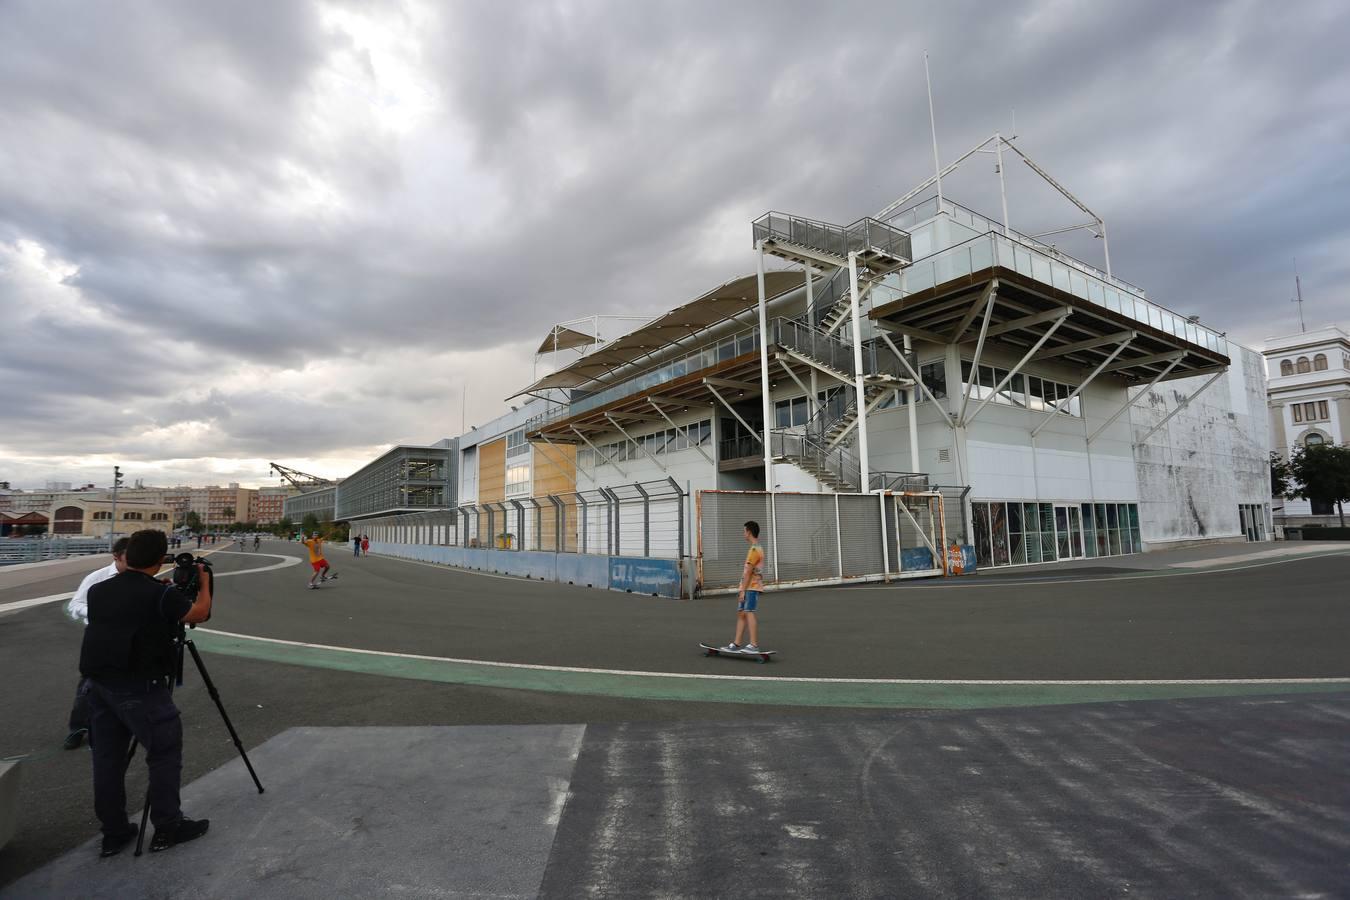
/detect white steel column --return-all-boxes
[904,334,919,472]
[995,133,1010,231]
[756,240,774,489]
[806,267,819,419]
[848,251,871,490]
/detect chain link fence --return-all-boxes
[697,487,959,594]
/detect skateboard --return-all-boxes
[700,643,776,664]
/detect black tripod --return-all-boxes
[125,629,264,856]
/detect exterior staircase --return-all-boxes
[767,314,914,492]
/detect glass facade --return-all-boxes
[577,419,712,470]
[971,499,1141,568]
[331,445,456,521]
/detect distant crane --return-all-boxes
[268,462,336,493]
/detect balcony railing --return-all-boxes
[753,212,912,265]
[884,196,1147,298]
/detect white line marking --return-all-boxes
[853,551,1350,589]
[196,627,1350,687]
[0,593,73,614]
[0,554,301,615]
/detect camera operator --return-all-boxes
[79,529,212,857]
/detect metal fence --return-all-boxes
[355,478,688,560]
[696,487,957,594]
[0,538,110,565]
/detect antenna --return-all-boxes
[1293,259,1306,333]
[924,51,943,209]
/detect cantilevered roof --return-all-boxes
[870,267,1229,383]
[511,271,806,396]
[536,325,603,355]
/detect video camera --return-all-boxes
[163,551,213,600]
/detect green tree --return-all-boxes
[276,516,295,538]
[301,513,320,536]
[1270,451,1293,498]
[1288,443,1350,527]
[184,511,203,533]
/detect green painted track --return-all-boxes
[194,629,1350,709]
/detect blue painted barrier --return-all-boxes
[609,557,682,599]
[899,547,935,571]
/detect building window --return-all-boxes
[774,396,808,428]
[1305,433,1324,447]
[1318,400,1329,420]
[1292,405,1303,423]
[123,512,142,521]
[577,419,711,471]
[505,462,530,496]
[1280,359,1293,376]
[920,361,946,400]
[92,511,112,520]
[1296,357,1311,374]
[506,429,529,458]
[962,361,1081,417]
[1313,354,1328,371]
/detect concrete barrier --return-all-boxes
[557,554,610,589]
[366,542,688,598]
[0,758,20,851]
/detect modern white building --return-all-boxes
[343,136,1277,593]
[1265,324,1350,527]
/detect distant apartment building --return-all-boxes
[1265,324,1350,527]
[256,486,297,524]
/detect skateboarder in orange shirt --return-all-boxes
[721,520,763,653]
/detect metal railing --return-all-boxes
[770,429,862,491]
[885,196,1147,298]
[753,211,912,265]
[719,435,760,462]
[0,538,111,565]
[566,324,761,418]
[772,316,858,377]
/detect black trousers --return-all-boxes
[68,678,91,734]
[87,679,184,834]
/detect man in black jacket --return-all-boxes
[79,529,213,857]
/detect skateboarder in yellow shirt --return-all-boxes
[722,520,764,653]
[302,534,337,589]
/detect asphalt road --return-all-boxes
[121,541,1350,681]
[2,541,1347,893]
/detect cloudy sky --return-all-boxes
[2,0,1347,490]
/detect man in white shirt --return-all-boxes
[64,538,130,749]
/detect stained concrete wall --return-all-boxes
[1129,343,1270,546]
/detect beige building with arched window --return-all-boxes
[42,499,174,539]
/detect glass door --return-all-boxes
[1054,504,1085,560]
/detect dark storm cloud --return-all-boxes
[2,0,1348,486]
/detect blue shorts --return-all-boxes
[738,591,759,612]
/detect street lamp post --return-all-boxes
[109,465,124,549]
